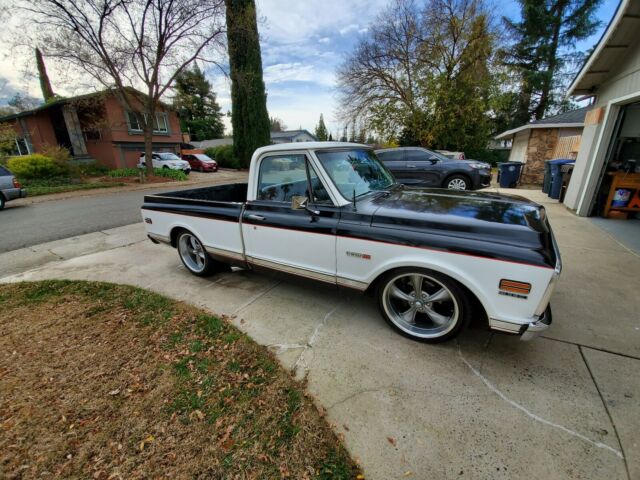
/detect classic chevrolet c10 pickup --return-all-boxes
[141,142,561,343]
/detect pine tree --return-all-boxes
[340,127,348,142]
[173,65,224,141]
[502,0,602,123]
[348,123,356,142]
[225,0,271,166]
[314,113,328,141]
[35,48,55,102]
[328,132,333,141]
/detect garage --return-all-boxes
[562,0,640,250]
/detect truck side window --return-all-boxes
[257,154,309,202]
[307,163,332,204]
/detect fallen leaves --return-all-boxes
[138,435,154,451]
[387,436,397,447]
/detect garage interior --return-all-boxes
[588,101,640,253]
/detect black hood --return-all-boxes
[369,187,550,250]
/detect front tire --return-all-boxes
[177,231,218,277]
[376,268,470,342]
[445,175,469,190]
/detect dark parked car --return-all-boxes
[0,165,27,210]
[182,153,218,172]
[375,147,491,190]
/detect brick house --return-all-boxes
[0,89,182,169]
[494,107,589,184]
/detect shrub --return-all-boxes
[108,168,140,178]
[154,168,187,181]
[7,154,69,179]
[78,162,110,176]
[205,144,242,169]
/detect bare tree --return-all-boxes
[337,0,496,150]
[20,0,226,175]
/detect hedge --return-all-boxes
[107,167,188,181]
[7,154,69,179]
[204,145,242,169]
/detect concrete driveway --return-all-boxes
[1,189,638,480]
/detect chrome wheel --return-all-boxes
[381,272,459,339]
[178,233,207,273]
[447,177,468,190]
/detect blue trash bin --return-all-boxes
[548,159,575,199]
[498,162,524,188]
[542,162,552,194]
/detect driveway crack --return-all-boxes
[579,346,630,479]
[457,342,624,460]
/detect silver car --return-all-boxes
[0,165,27,210]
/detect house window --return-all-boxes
[154,113,168,133]
[126,111,142,132]
[15,138,30,156]
[126,111,169,134]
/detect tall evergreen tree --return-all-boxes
[35,47,55,102]
[173,65,224,141]
[225,0,271,166]
[315,113,328,141]
[502,0,602,124]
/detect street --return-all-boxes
[0,171,248,253]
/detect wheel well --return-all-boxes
[442,172,471,187]
[170,227,188,247]
[365,266,488,327]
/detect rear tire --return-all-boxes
[0,195,5,210]
[177,231,220,277]
[444,175,470,190]
[376,267,470,343]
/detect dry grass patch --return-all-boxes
[0,280,359,479]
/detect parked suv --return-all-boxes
[0,165,27,210]
[375,147,491,190]
[137,152,191,173]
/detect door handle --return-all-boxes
[408,165,417,168]
[247,214,265,221]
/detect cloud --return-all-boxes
[339,24,360,35]
[318,37,331,44]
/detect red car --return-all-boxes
[182,153,218,172]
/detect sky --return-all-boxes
[0,0,621,137]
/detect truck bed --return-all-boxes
[147,183,248,204]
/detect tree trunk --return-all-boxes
[144,124,154,177]
[534,4,563,120]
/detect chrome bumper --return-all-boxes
[521,306,552,341]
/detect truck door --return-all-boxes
[242,153,339,283]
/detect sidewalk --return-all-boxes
[1,190,638,480]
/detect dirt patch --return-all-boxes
[0,281,359,479]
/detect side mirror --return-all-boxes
[291,195,308,210]
[291,195,320,216]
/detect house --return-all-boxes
[562,0,640,217]
[193,138,234,150]
[270,130,317,144]
[494,107,589,184]
[0,88,182,169]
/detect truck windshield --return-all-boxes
[315,149,395,199]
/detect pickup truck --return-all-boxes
[141,142,561,343]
